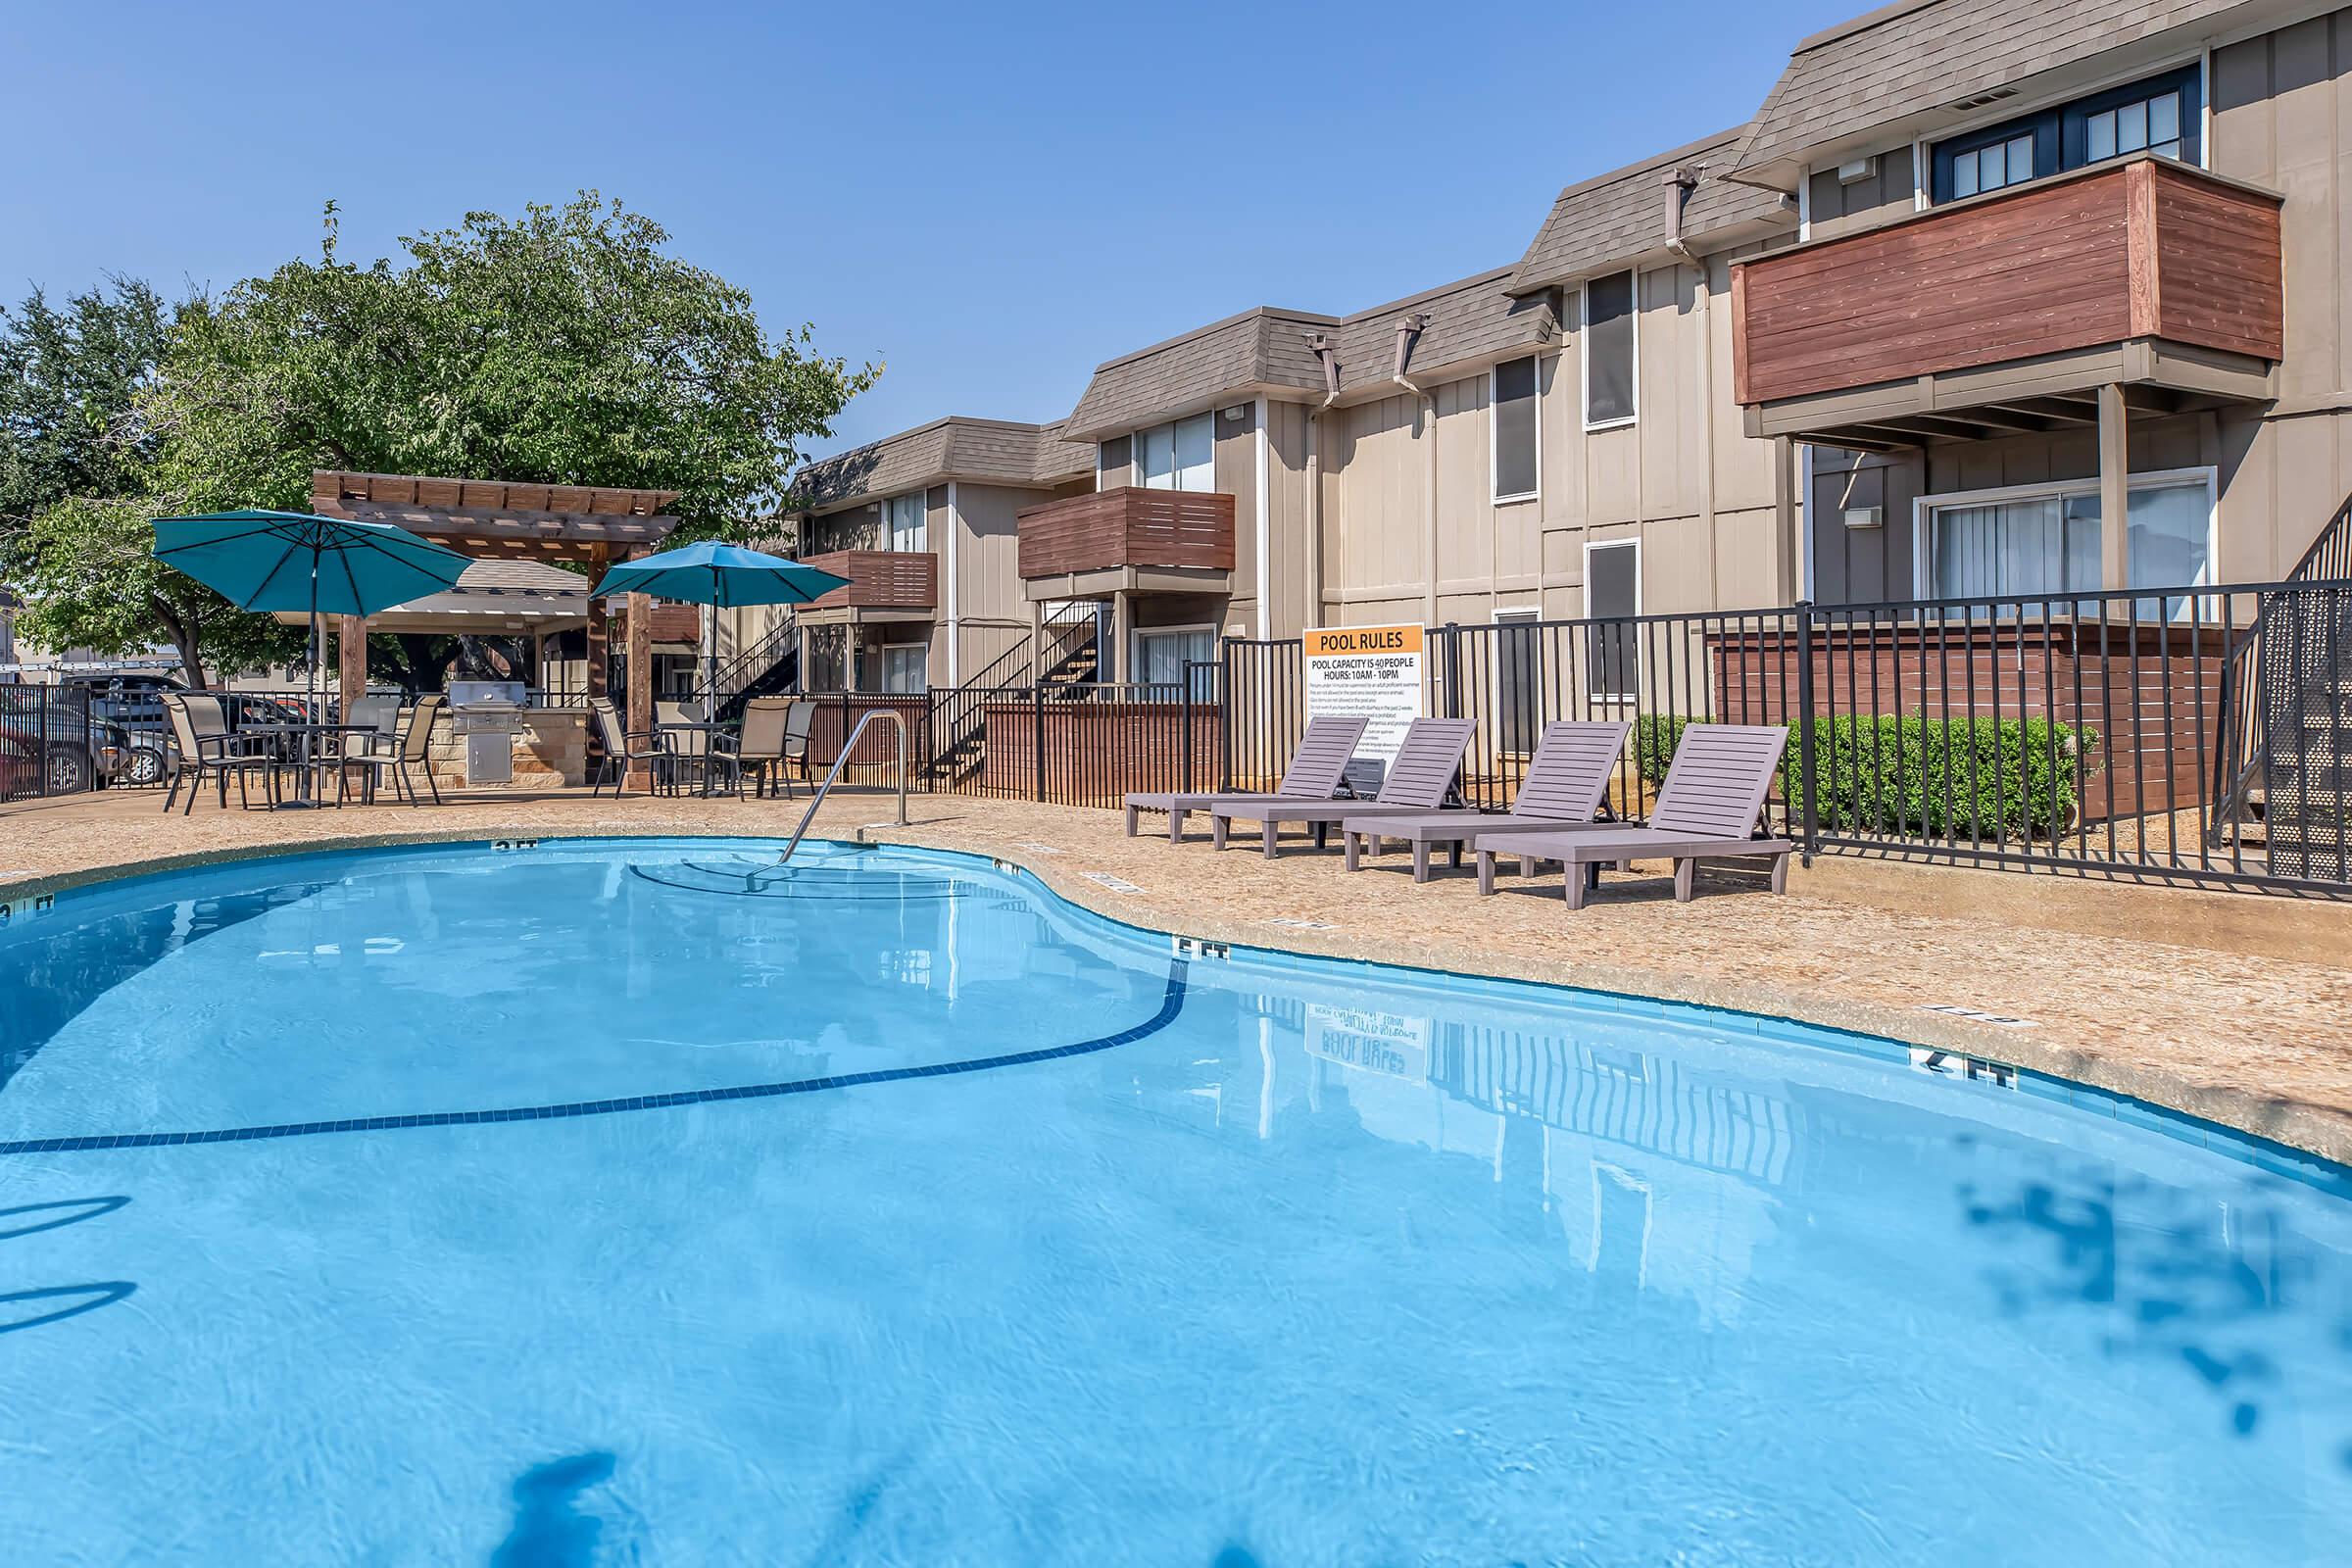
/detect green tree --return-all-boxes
[16,495,300,682]
[1,279,300,684]
[0,278,171,566]
[147,193,877,536]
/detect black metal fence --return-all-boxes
[1215,578,2352,898]
[0,685,101,802]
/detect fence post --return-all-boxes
[1219,636,1237,792]
[1032,683,1046,804]
[1181,669,1195,795]
[1794,600,1818,864]
[1440,622,1462,718]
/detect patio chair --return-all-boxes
[1340,719,1632,882]
[161,692,277,813]
[1123,715,1369,844]
[336,695,446,806]
[727,696,798,799]
[588,697,672,798]
[1473,723,1795,910]
[1207,717,1479,859]
[780,700,815,795]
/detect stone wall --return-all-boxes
[423,710,589,789]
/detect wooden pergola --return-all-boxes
[311,470,683,785]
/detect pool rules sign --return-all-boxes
[1302,624,1425,795]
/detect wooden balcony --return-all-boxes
[1017,486,1236,581]
[1732,158,2282,443]
[799,549,938,613]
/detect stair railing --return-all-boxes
[2209,493,2352,845]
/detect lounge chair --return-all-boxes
[1123,714,1368,843]
[1208,716,1479,858]
[339,695,446,806]
[719,695,795,799]
[588,697,671,798]
[1474,723,1795,910]
[160,692,277,813]
[1339,719,1631,882]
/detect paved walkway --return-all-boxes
[4,783,2349,1163]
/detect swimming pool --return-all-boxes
[1,837,2346,1564]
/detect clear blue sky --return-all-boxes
[2,0,1858,458]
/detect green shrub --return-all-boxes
[1634,713,2102,840]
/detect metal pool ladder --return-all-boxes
[778,709,909,864]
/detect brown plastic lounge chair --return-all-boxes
[1473,723,1794,910]
[1124,714,1368,843]
[1208,716,1479,858]
[1340,719,1632,882]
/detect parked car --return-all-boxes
[68,674,181,787]
[0,701,132,796]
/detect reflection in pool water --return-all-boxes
[0,839,2346,1564]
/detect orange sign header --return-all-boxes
[1303,624,1423,659]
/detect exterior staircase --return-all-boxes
[2212,500,2352,879]
[916,612,1102,787]
[710,621,802,724]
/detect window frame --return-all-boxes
[1490,355,1543,504]
[1927,61,2204,206]
[884,490,927,554]
[1131,621,1218,698]
[1581,271,1640,432]
[877,640,929,696]
[1582,538,1642,704]
[1908,466,2219,601]
[1132,413,1217,493]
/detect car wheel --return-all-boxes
[44,746,92,795]
[125,746,167,787]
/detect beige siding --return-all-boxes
[1262,399,1315,641]
[1213,409,1260,639]
[952,482,1055,683]
[1804,146,1917,240]
[2211,11,2352,579]
[1318,253,1784,634]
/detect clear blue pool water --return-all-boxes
[0,837,2348,1565]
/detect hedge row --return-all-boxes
[1633,713,2101,838]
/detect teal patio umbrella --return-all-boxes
[151,509,474,720]
[592,540,848,713]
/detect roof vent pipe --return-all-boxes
[1391,314,1431,399]
[1663,167,1701,260]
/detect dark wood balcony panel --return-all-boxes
[1733,159,2283,408]
[800,549,938,612]
[1016,486,1236,579]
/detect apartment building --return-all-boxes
[752,416,1093,693]
[770,0,2339,695]
[1729,0,2339,607]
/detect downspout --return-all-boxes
[1393,314,1436,625]
[1665,166,1714,605]
[1661,165,1700,260]
[1305,331,1341,631]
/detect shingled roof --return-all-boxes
[794,416,1093,512]
[1506,126,1790,296]
[1061,309,1339,440]
[1730,0,2270,187]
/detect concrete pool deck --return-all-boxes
[4,783,2349,1164]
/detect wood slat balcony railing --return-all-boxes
[799,549,939,612]
[1016,486,1237,579]
[1731,158,2283,408]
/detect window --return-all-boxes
[879,642,928,694]
[1136,414,1214,492]
[1097,433,1132,487]
[1931,66,2201,204]
[1492,357,1540,502]
[886,492,926,553]
[1494,609,1543,757]
[1920,472,2215,607]
[1134,626,1216,696]
[1584,540,1639,702]
[1583,272,1637,429]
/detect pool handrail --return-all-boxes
[778,707,908,863]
